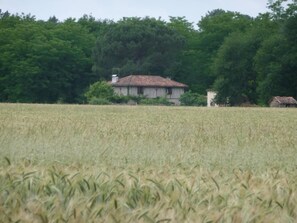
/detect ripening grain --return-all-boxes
[0,103,296,222]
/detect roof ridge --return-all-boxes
[273,96,297,104]
[112,74,188,88]
[275,96,281,103]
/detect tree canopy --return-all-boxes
[92,17,185,80]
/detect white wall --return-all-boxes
[113,87,128,95]
[113,86,185,105]
[207,91,218,107]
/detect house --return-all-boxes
[269,96,297,108]
[111,75,188,105]
[207,90,218,107]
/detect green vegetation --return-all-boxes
[138,97,171,106]
[85,81,115,104]
[84,81,171,105]
[93,17,184,80]
[180,91,207,106]
[0,0,296,105]
[0,104,297,222]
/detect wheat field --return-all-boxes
[0,103,297,222]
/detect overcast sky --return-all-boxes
[1,0,270,23]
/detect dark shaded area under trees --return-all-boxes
[0,0,296,105]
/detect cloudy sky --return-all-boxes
[1,0,270,23]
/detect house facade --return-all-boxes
[269,96,297,107]
[111,75,187,105]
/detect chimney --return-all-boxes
[112,74,119,83]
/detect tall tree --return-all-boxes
[212,11,281,105]
[255,0,297,104]
[168,17,207,93]
[212,32,260,105]
[92,17,185,80]
[195,10,253,94]
[78,14,113,37]
[0,14,96,103]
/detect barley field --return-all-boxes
[0,103,297,222]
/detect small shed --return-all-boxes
[269,96,297,108]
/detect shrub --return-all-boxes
[85,82,173,106]
[85,81,114,103]
[110,95,130,104]
[139,97,171,106]
[180,91,207,106]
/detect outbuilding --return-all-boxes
[269,96,297,108]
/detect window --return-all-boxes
[166,87,172,95]
[137,87,144,95]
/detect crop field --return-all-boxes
[0,103,297,222]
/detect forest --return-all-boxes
[0,0,296,105]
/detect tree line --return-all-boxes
[0,0,296,105]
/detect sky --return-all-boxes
[1,0,270,23]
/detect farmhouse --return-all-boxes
[269,96,297,108]
[111,75,188,105]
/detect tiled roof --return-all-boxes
[111,75,188,88]
[274,96,297,104]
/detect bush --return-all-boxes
[85,82,173,106]
[85,81,114,103]
[180,91,207,106]
[110,95,130,104]
[139,97,171,106]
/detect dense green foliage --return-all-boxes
[84,81,114,103]
[0,13,100,103]
[0,0,296,105]
[180,91,207,106]
[84,81,171,105]
[93,17,185,80]
[139,97,171,105]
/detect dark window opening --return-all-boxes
[137,87,144,95]
[166,87,172,95]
